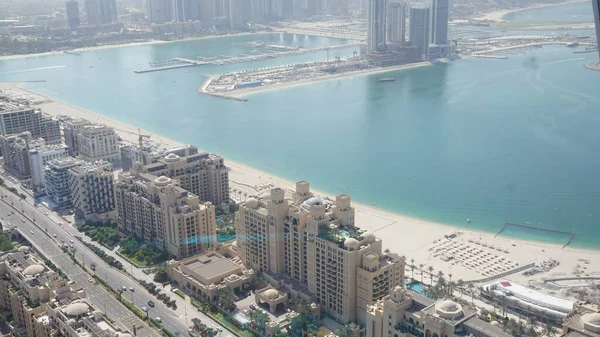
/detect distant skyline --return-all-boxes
[593,0,600,60]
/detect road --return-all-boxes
[0,181,230,336]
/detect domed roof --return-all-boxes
[65,302,89,316]
[362,232,375,242]
[154,176,171,186]
[344,238,359,247]
[23,264,44,276]
[586,313,600,325]
[490,321,500,327]
[18,246,30,252]
[264,289,279,300]
[244,198,259,210]
[164,153,180,162]
[438,300,459,312]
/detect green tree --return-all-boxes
[215,287,236,312]
[334,326,353,337]
[0,234,14,252]
[154,264,169,283]
[251,308,268,334]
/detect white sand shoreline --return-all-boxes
[2,80,600,284]
[199,60,435,100]
[479,0,588,21]
[0,31,272,61]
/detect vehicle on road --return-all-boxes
[69,244,73,248]
[58,222,63,226]
[217,327,223,332]
[129,287,134,292]
[148,300,155,307]
[21,219,25,223]
[11,211,14,214]
[30,230,34,234]
[142,307,147,312]
[189,329,199,337]
[45,212,49,215]
[88,278,93,283]
[122,286,127,291]
[155,317,162,323]
[70,239,74,243]
[53,234,57,237]
[243,309,249,315]
[249,304,256,310]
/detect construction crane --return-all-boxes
[137,128,150,148]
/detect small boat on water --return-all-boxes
[466,218,471,223]
[377,77,396,82]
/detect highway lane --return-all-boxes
[0,185,229,336]
[0,194,162,337]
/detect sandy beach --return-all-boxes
[479,0,588,21]
[1,80,600,289]
[0,31,270,62]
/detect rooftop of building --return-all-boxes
[69,160,113,175]
[46,157,85,169]
[174,251,244,284]
[0,251,51,285]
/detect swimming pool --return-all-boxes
[409,282,427,295]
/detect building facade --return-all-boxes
[430,0,449,45]
[76,124,120,164]
[409,4,430,60]
[44,157,85,208]
[0,108,61,145]
[68,161,115,220]
[235,182,405,325]
[115,168,217,259]
[365,287,512,337]
[120,143,198,171]
[61,117,91,157]
[140,152,229,206]
[85,0,117,25]
[593,0,600,61]
[0,132,32,180]
[387,1,406,44]
[366,0,387,54]
[28,139,69,194]
[66,0,81,29]
[147,0,174,23]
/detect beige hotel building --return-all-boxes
[235,181,405,325]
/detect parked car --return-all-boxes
[148,300,155,307]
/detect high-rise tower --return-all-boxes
[367,0,387,54]
[409,4,430,60]
[593,0,600,61]
[388,1,406,45]
[66,1,81,29]
[431,0,449,45]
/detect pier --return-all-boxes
[134,43,363,73]
[494,223,574,248]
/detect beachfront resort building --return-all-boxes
[68,160,115,220]
[0,107,61,145]
[76,124,120,165]
[562,302,600,337]
[235,181,405,325]
[44,157,85,208]
[114,165,217,259]
[120,142,198,171]
[366,286,512,337]
[139,152,230,206]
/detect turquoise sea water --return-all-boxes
[1,29,600,249]
[502,1,594,22]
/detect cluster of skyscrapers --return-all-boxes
[367,0,451,62]
[593,0,600,61]
[64,0,118,29]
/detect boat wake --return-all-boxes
[0,65,67,75]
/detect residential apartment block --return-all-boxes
[140,152,230,206]
[28,139,69,194]
[235,181,405,324]
[44,157,85,208]
[115,166,217,259]
[0,132,32,180]
[61,117,91,157]
[76,124,120,164]
[0,248,132,337]
[366,287,511,337]
[0,108,61,145]
[0,248,86,337]
[68,160,115,220]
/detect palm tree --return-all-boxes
[427,266,434,286]
[467,283,475,305]
[410,258,415,281]
[419,264,424,283]
[456,279,464,298]
[447,273,453,294]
